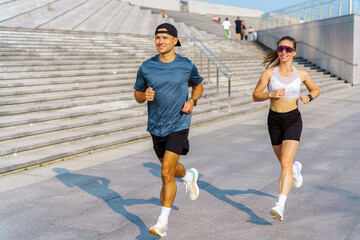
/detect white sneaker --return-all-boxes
[149,216,167,237]
[184,168,199,200]
[293,161,303,188]
[270,202,284,221]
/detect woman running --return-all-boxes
[252,36,320,221]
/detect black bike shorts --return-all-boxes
[267,108,302,146]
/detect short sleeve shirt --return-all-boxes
[234,20,242,29]
[222,20,231,30]
[134,54,203,137]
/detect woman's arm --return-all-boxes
[253,68,284,102]
[299,69,320,104]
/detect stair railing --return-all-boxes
[186,34,234,112]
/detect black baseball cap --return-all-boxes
[155,23,181,47]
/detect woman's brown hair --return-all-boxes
[262,36,296,69]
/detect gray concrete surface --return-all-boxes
[1,86,360,240]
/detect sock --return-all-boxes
[181,170,193,184]
[278,194,287,207]
[159,206,171,224]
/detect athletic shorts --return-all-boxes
[151,129,190,158]
[267,108,302,146]
[236,28,241,34]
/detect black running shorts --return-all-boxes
[151,129,190,158]
[267,108,302,146]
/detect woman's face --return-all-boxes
[277,40,297,63]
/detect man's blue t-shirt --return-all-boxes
[234,19,242,29]
[134,54,203,137]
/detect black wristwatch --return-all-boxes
[190,97,197,106]
[308,94,314,102]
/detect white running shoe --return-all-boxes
[184,168,199,201]
[270,202,284,221]
[293,161,303,188]
[149,216,167,237]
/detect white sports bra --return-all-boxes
[267,66,301,98]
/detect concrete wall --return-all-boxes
[124,0,181,11]
[257,14,360,85]
[354,15,360,86]
[188,0,263,17]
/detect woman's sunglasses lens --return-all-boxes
[277,46,294,53]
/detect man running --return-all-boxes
[134,23,203,238]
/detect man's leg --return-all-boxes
[159,150,183,207]
[149,150,181,237]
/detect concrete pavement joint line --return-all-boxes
[345,217,360,240]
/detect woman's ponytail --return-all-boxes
[262,49,279,69]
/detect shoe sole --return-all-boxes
[189,168,199,201]
[293,161,303,188]
[270,209,283,221]
[149,228,166,237]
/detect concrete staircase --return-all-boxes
[0,27,350,173]
[143,7,262,38]
[0,0,214,39]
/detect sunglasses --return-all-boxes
[277,46,295,53]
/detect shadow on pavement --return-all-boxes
[53,168,171,240]
[143,162,275,225]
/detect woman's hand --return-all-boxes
[300,95,311,104]
[269,88,285,99]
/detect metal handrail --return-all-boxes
[261,0,359,29]
[185,34,234,112]
[297,41,358,66]
[190,34,233,75]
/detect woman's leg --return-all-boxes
[273,140,299,196]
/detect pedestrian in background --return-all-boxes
[222,17,231,39]
[234,16,242,40]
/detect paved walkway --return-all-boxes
[1,86,360,240]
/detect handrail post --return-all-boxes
[312,7,315,20]
[207,58,210,83]
[216,68,219,96]
[339,0,342,16]
[194,46,197,63]
[349,0,353,14]
[200,51,203,75]
[228,75,231,112]
[329,3,332,18]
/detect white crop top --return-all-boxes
[267,66,301,98]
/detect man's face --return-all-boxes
[155,29,178,54]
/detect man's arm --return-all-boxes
[134,87,155,103]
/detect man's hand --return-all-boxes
[145,87,155,101]
[181,99,195,114]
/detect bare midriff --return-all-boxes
[270,98,298,113]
